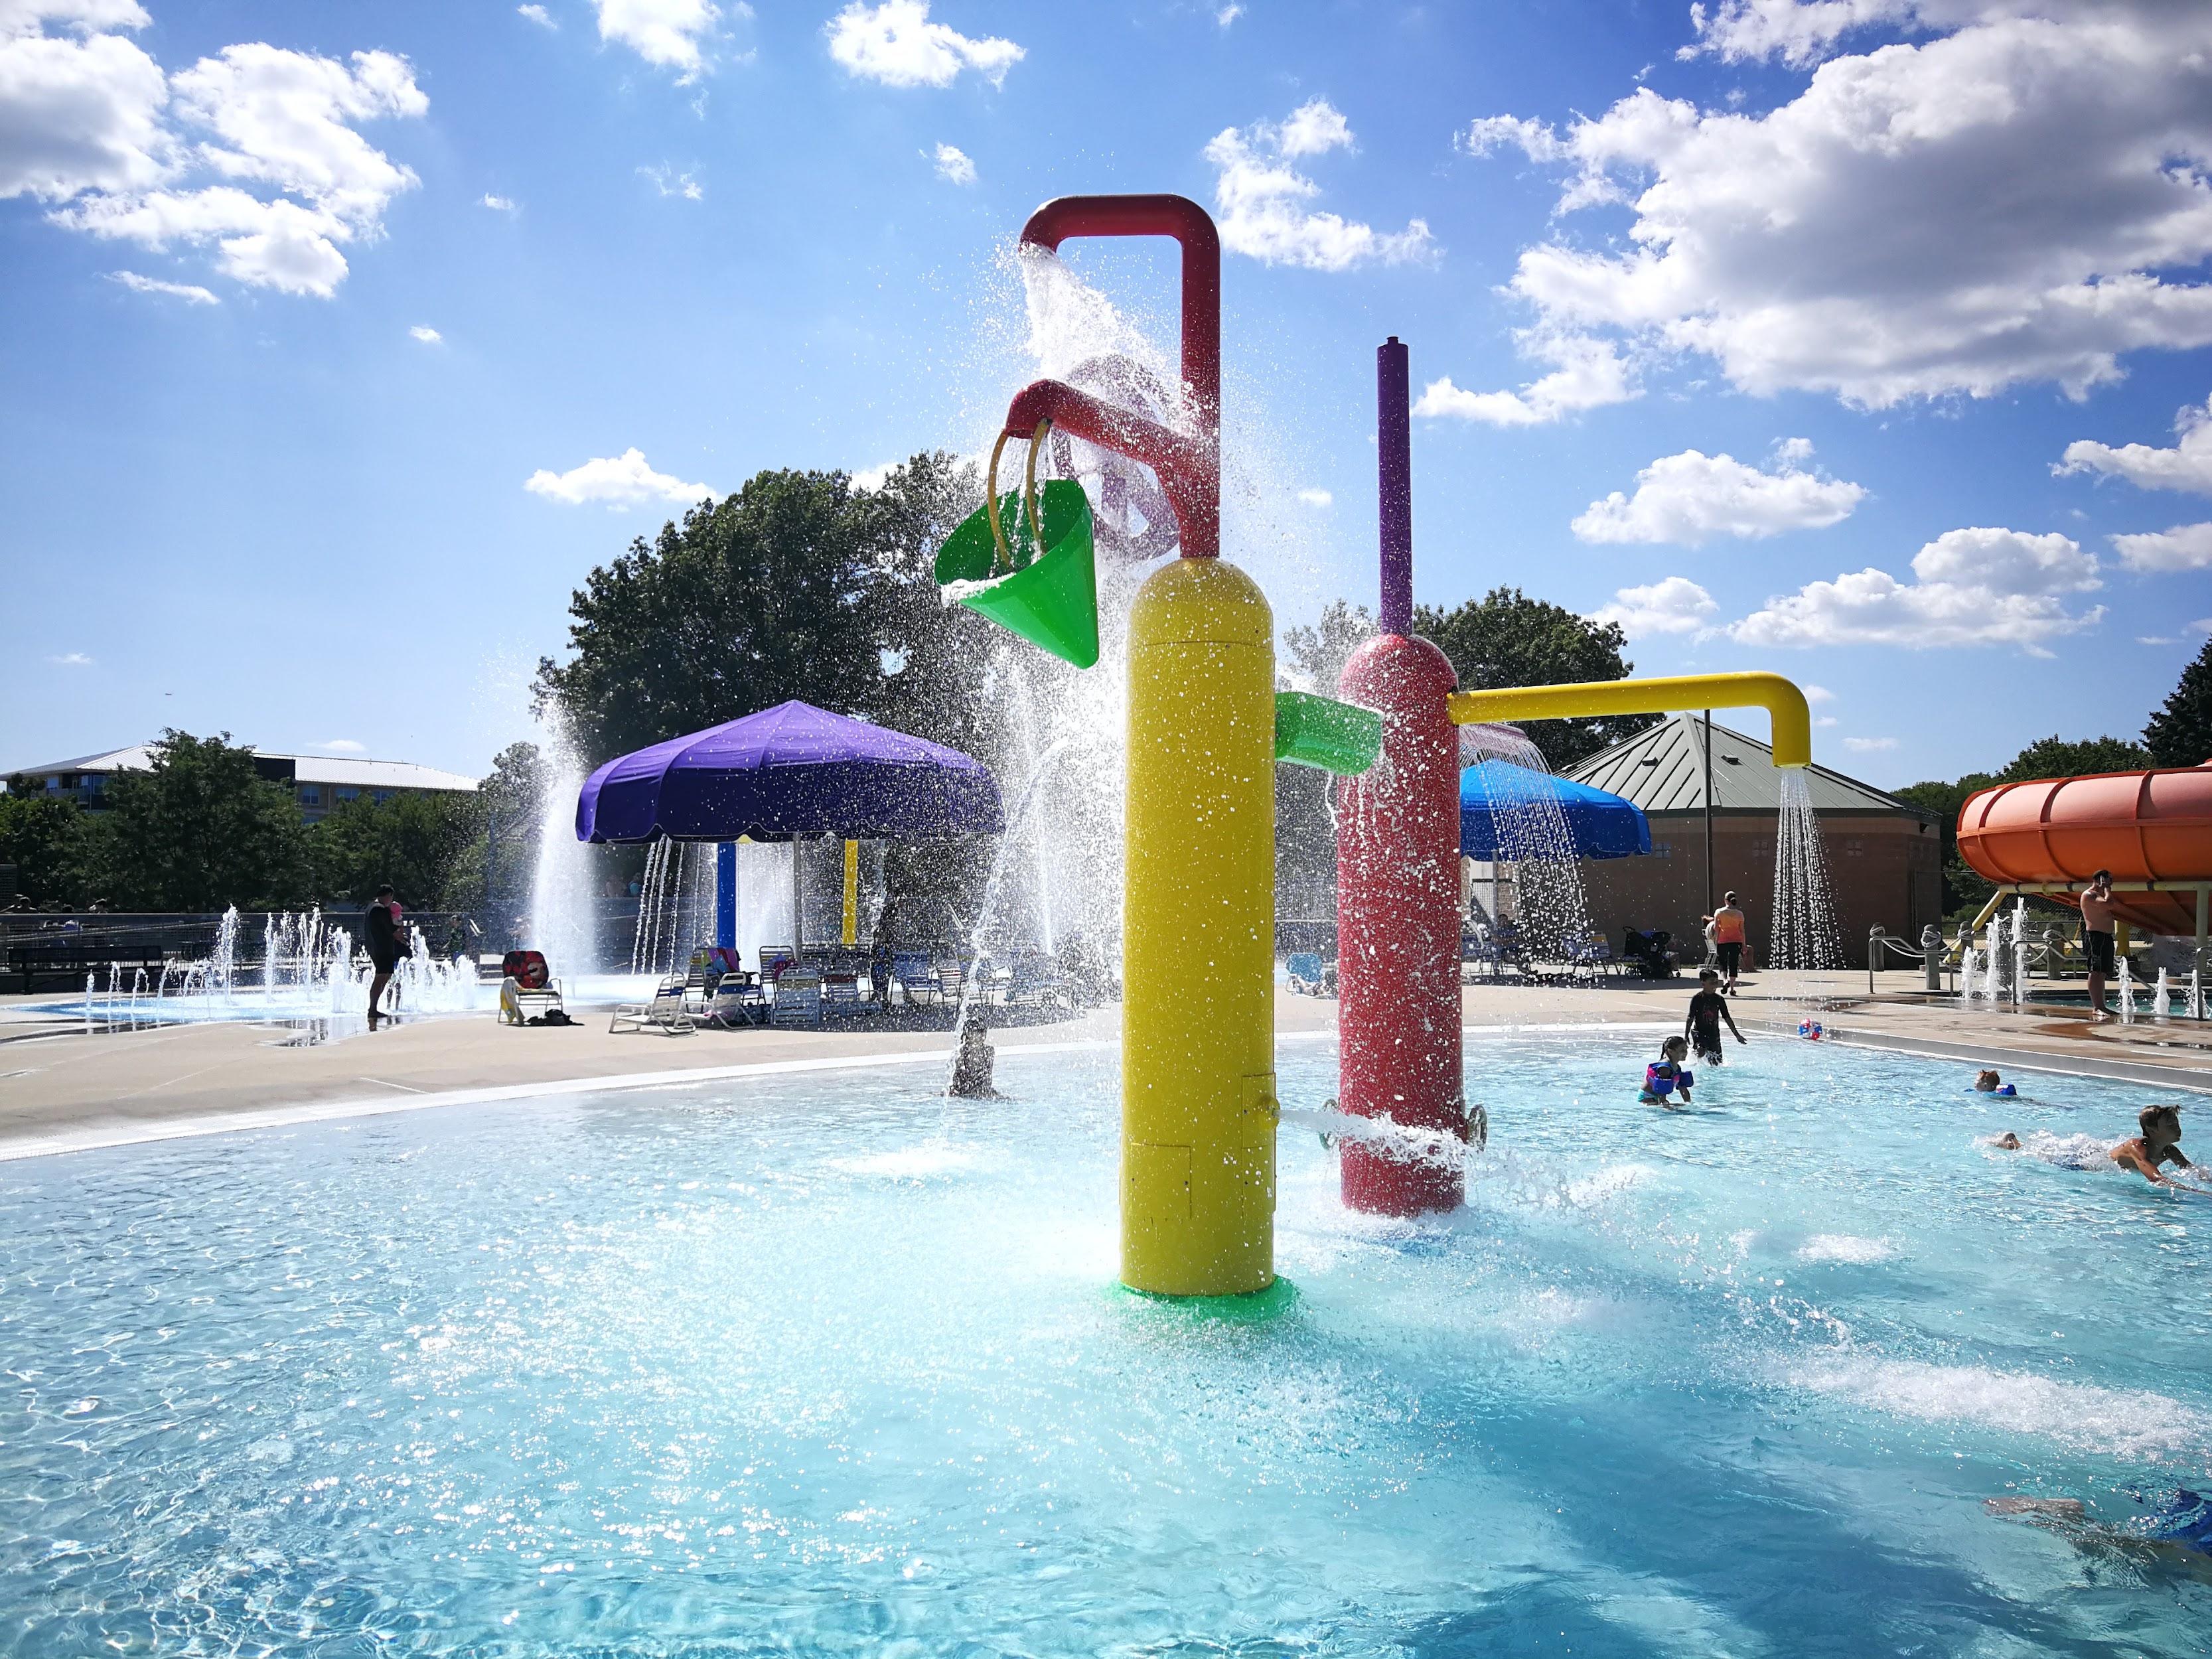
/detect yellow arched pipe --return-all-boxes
[1446,671,1813,768]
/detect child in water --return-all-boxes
[1992,1104,2193,1187]
[1974,1069,2017,1097]
[1641,1036,1695,1108]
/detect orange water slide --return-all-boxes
[1956,762,2212,934]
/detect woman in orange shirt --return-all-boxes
[1712,892,1747,993]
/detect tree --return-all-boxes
[1413,587,1655,772]
[1280,599,1376,694]
[0,792,91,906]
[1275,602,1377,926]
[534,455,994,766]
[1998,733,2150,782]
[2146,636,2212,767]
[312,789,482,910]
[74,732,314,911]
[1892,774,1998,917]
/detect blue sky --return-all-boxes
[5,0,2210,788]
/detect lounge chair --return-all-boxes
[701,973,767,1029]
[498,949,566,1025]
[1567,934,1618,982]
[891,948,939,1006]
[937,956,968,1005]
[610,975,696,1035]
[821,972,863,1016]
[771,971,823,1027]
[759,944,797,985]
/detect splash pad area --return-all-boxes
[6,1032,2211,1654]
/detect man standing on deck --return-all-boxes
[1713,892,1748,994]
[364,885,404,1031]
[2081,868,2118,1023]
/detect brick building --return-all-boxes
[1564,714,1943,970]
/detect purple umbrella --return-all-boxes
[575,701,1004,844]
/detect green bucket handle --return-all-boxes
[934,419,1101,670]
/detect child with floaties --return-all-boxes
[1641,1036,1695,1108]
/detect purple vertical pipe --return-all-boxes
[1377,336,1412,636]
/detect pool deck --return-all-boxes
[2,971,2207,1161]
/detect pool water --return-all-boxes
[4,1034,2208,1656]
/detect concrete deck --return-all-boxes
[2,971,2207,1162]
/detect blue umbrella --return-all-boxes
[1460,759,1650,861]
[576,701,1004,844]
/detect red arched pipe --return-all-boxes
[1004,194,1221,559]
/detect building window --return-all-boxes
[299,786,321,806]
[373,789,393,805]
[336,786,358,802]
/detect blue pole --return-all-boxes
[715,841,737,950]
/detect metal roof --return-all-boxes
[1566,713,1935,818]
[9,745,477,793]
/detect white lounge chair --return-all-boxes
[610,975,695,1035]
[771,971,822,1027]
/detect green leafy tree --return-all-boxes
[0,792,92,906]
[1893,774,1999,917]
[534,455,994,765]
[1414,587,1654,771]
[1998,733,2151,782]
[2146,636,2212,767]
[312,790,483,910]
[74,732,314,911]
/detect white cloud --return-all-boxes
[1803,682,1835,703]
[1680,0,1913,67]
[2,1,152,36]
[1461,5,2212,409]
[317,737,364,752]
[8,20,428,299]
[1842,735,1898,752]
[1216,3,1243,26]
[45,650,94,665]
[1295,487,1332,508]
[595,0,721,77]
[0,7,167,199]
[825,1,1023,89]
[517,3,556,27]
[2057,396,2212,496]
[1590,575,1718,637]
[930,141,973,184]
[1732,526,2104,652]
[408,323,439,343]
[1412,330,1634,426]
[1205,98,1432,273]
[109,267,214,302]
[525,447,711,508]
[1815,715,1839,727]
[848,460,897,492]
[2110,522,2212,573]
[481,192,518,212]
[638,161,701,199]
[1572,440,1864,545]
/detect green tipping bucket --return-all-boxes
[934,479,1100,670]
[1274,691,1382,774]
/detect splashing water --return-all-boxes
[528,717,600,978]
[74,905,480,1025]
[1455,723,1594,960]
[1769,770,1841,974]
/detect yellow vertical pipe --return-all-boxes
[1122,557,1278,1297]
[842,838,859,946]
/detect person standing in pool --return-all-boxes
[1640,1036,1695,1108]
[1685,969,1745,1064]
[364,885,403,1031]
[2081,869,2118,1023]
[1712,893,1748,994]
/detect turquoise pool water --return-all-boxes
[4,1034,2208,1655]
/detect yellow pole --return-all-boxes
[1447,671,1814,768]
[842,838,859,946]
[1122,557,1278,1297]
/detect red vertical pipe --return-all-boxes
[1335,338,1466,1215]
[1017,194,1220,559]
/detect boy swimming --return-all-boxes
[1973,1069,2016,1096]
[1990,1104,2194,1187]
[1641,1036,1695,1108]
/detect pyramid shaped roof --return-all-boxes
[1565,713,1937,818]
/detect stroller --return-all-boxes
[1621,928,1678,979]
